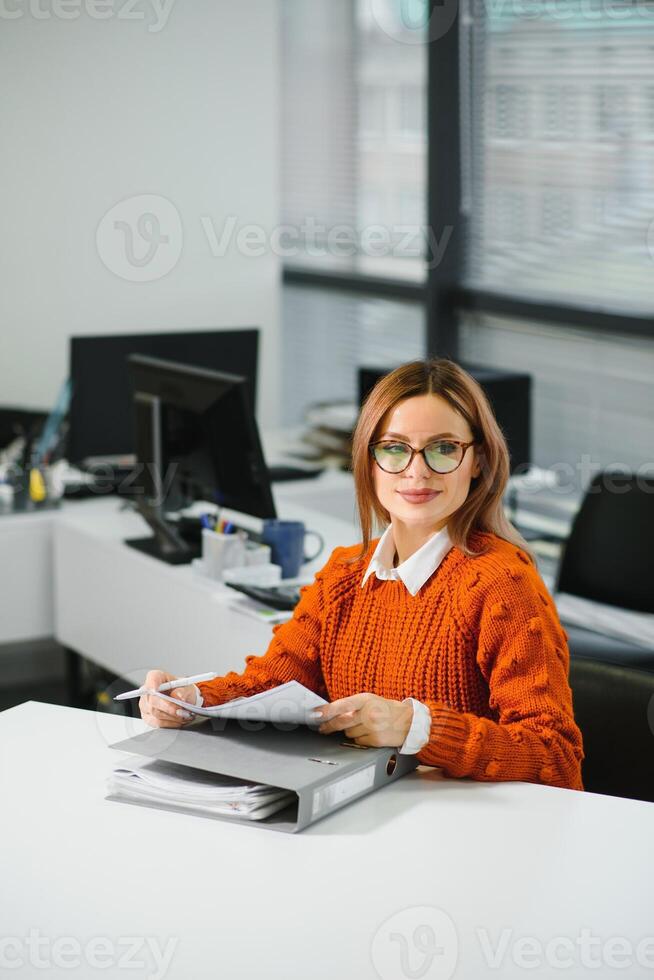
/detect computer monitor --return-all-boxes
[358,363,532,475]
[126,355,276,563]
[67,329,259,464]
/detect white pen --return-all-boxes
[113,672,218,701]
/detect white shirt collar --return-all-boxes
[361,523,453,597]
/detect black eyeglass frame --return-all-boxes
[368,439,477,475]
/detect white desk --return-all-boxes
[0,508,59,645]
[1,701,653,980]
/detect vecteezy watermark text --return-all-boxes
[6,460,179,508]
[0,0,176,32]
[371,907,654,977]
[369,0,654,47]
[476,927,654,971]
[200,214,452,270]
[0,931,177,978]
[95,192,452,282]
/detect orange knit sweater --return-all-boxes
[199,530,584,790]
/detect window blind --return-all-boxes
[281,0,428,282]
[460,310,654,473]
[461,0,654,316]
[281,285,425,425]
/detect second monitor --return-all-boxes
[127,355,276,562]
[68,328,259,465]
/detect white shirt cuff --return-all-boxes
[179,685,206,728]
[399,698,431,754]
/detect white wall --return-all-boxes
[0,0,281,426]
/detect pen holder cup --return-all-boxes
[201,529,247,581]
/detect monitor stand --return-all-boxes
[126,535,201,565]
[125,498,200,565]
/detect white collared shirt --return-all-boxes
[362,522,453,597]
[362,523,454,755]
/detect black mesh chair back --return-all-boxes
[556,471,654,613]
[569,658,654,802]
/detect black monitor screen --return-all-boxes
[358,363,532,475]
[129,355,275,520]
[68,328,259,463]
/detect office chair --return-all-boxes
[555,471,654,670]
[569,657,654,803]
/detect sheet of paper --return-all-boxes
[148,680,328,727]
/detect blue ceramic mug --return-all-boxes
[261,520,324,579]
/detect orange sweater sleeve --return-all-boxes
[416,561,585,790]
[196,548,342,708]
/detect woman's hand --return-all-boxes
[138,670,200,729]
[314,693,413,748]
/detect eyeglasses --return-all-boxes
[369,439,476,475]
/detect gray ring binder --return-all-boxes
[108,719,419,832]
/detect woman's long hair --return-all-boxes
[349,358,535,563]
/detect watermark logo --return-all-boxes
[371,906,458,980]
[96,194,182,282]
[369,0,458,44]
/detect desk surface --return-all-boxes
[2,701,653,980]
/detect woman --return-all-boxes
[140,359,584,790]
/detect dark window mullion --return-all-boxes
[453,287,654,340]
[426,0,463,359]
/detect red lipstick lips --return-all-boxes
[397,489,442,504]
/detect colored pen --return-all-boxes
[113,672,219,701]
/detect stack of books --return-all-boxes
[298,402,359,470]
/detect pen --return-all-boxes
[113,672,219,701]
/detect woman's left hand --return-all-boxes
[314,693,413,748]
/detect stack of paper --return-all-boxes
[107,757,294,821]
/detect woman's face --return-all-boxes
[372,394,480,533]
